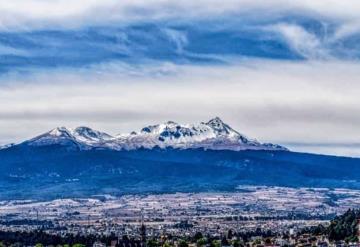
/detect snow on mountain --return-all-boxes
[21,117,288,151]
[0,143,15,150]
[25,126,113,149]
[72,127,113,144]
[110,117,287,151]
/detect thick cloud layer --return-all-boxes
[1,60,360,156]
[0,1,360,156]
[1,1,360,30]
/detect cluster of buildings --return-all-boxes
[88,226,360,247]
[1,188,360,246]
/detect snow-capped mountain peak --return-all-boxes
[205,117,241,138]
[18,117,288,151]
[111,117,287,151]
[48,126,73,138]
[27,127,77,147]
[26,126,113,148]
[140,121,179,135]
[206,116,226,129]
[72,126,113,143]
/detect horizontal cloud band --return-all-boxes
[1,60,360,156]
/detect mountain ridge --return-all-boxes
[3,118,359,200]
[14,117,287,152]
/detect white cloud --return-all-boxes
[1,1,360,159]
[267,23,330,59]
[0,44,27,56]
[0,60,360,156]
[163,29,188,54]
[1,0,360,31]
[333,21,360,40]
[2,0,360,64]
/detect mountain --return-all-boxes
[0,143,15,150]
[1,117,359,200]
[21,117,287,151]
[25,126,113,150]
[0,144,360,200]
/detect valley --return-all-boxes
[1,186,360,237]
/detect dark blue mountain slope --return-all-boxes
[0,144,359,200]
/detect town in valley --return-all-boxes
[1,187,360,246]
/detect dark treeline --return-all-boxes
[223,213,335,222]
[0,230,120,246]
[0,228,275,247]
[301,209,360,243]
[0,219,53,227]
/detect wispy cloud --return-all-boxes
[0,44,27,56]
[266,23,330,59]
[0,20,359,74]
[0,1,360,73]
[163,28,188,54]
[333,21,360,40]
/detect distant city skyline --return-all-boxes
[1,1,360,156]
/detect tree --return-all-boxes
[72,244,86,247]
[232,239,240,247]
[210,240,221,247]
[197,238,207,247]
[163,241,173,247]
[228,230,234,240]
[194,232,203,241]
[178,239,189,247]
[328,209,360,241]
[264,238,272,246]
[221,235,229,246]
[148,239,159,247]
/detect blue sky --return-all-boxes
[0,14,359,72]
[1,0,360,156]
